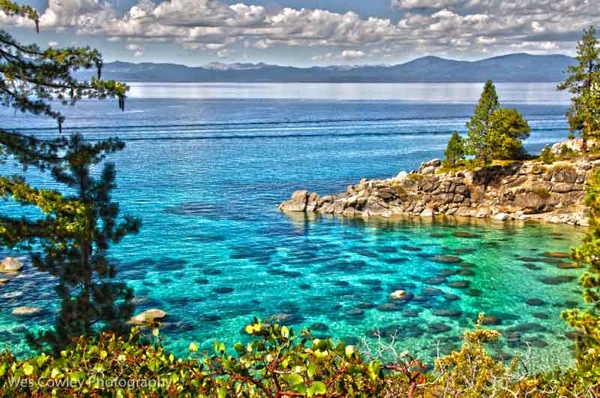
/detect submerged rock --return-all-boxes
[433,309,462,318]
[452,232,481,239]
[526,298,546,306]
[425,276,448,285]
[12,306,41,316]
[447,280,471,289]
[466,288,483,297]
[400,245,422,252]
[542,251,571,259]
[344,308,365,317]
[310,323,329,332]
[212,287,234,294]
[428,323,451,334]
[557,262,582,269]
[444,293,460,302]
[540,276,577,285]
[432,255,462,264]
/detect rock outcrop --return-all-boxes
[279,159,599,226]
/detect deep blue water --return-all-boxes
[0,83,586,370]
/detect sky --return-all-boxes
[2,0,599,66]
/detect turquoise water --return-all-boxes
[0,83,586,369]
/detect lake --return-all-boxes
[0,83,585,370]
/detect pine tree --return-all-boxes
[486,108,531,160]
[562,170,600,380]
[557,26,600,154]
[539,145,555,164]
[1,1,140,353]
[443,131,465,167]
[465,80,500,163]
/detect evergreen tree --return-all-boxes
[465,80,500,163]
[557,26,600,154]
[562,170,600,380]
[486,108,530,160]
[443,131,465,167]
[1,1,140,353]
[539,145,555,164]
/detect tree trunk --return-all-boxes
[582,121,589,155]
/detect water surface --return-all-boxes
[0,83,584,369]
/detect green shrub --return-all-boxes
[532,187,551,200]
[539,145,555,164]
[559,145,578,160]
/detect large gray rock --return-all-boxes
[278,155,598,226]
[278,190,310,212]
[1,257,24,273]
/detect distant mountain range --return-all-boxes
[83,53,576,83]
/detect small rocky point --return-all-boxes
[279,157,599,226]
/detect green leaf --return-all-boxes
[308,381,327,396]
[307,362,317,378]
[282,373,304,386]
[218,386,227,398]
[22,363,34,376]
[234,342,245,354]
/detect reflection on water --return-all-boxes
[126,82,571,104]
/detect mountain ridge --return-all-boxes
[86,53,575,83]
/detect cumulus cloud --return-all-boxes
[1,0,599,61]
[313,50,370,61]
[392,0,462,9]
[341,50,367,59]
[125,43,144,57]
[511,41,560,51]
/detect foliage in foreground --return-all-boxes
[0,314,599,398]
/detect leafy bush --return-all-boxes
[559,145,578,160]
[532,187,551,200]
[1,315,600,397]
[539,145,555,164]
[0,320,399,397]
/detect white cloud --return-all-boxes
[392,0,462,9]
[341,50,367,59]
[47,41,59,47]
[125,43,144,57]
[2,0,599,62]
[312,49,370,61]
[511,41,559,51]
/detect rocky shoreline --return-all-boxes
[279,158,600,227]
